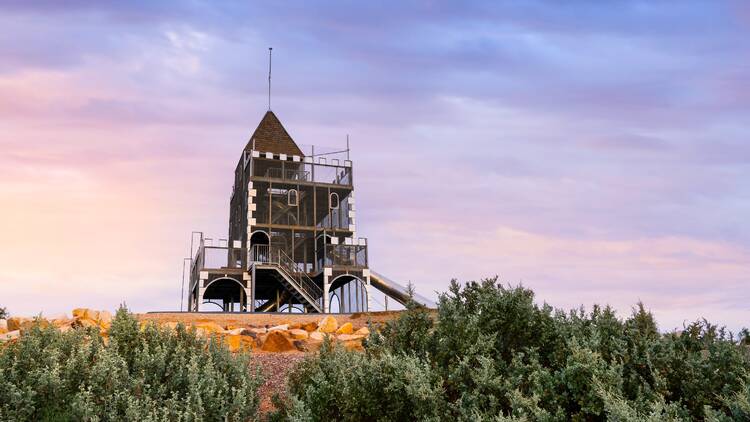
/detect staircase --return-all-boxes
[251,245,323,313]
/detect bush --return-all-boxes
[276,278,750,421]
[0,306,262,421]
[0,306,7,320]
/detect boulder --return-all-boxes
[51,317,72,328]
[97,311,112,325]
[288,329,309,340]
[194,322,226,335]
[317,316,338,333]
[309,331,327,342]
[261,330,297,352]
[8,317,33,331]
[302,321,318,332]
[225,334,245,352]
[342,339,365,352]
[335,322,354,335]
[337,334,365,342]
[240,329,258,339]
[74,318,99,329]
[245,327,267,335]
[355,326,370,336]
[72,308,87,319]
[0,330,20,342]
[268,324,289,332]
[293,340,308,351]
[0,319,7,334]
[225,327,244,336]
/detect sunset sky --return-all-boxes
[1,1,748,331]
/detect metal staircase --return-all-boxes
[251,245,323,312]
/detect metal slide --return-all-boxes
[369,271,437,308]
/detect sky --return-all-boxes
[0,1,748,331]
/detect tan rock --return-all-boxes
[51,318,72,328]
[342,340,364,352]
[268,324,289,332]
[317,316,338,333]
[225,334,242,352]
[288,322,303,330]
[288,329,309,340]
[0,330,20,342]
[8,317,33,331]
[97,311,112,325]
[261,330,297,352]
[194,322,226,335]
[72,308,87,319]
[355,326,370,336]
[337,334,365,342]
[75,318,99,329]
[226,325,245,331]
[309,331,327,342]
[335,322,354,335]
[293,340,308,351]
[302,322,318,332]
[0,319,7,334]
[246,327,267,335]
[225,327,244,336]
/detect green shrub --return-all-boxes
[276,278,750,421]
[274,339,445,422]
[0,306,262,421]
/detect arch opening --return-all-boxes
[203,277,246,312]
[328,275,367,313]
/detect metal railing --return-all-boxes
[265,167,310,182]
[323,244,368,268]
[251,244,323,311]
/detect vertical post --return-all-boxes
[268,47,272,111]
[251,265,256,312]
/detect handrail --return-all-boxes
[275,248,323,311]
[250,244,322,311]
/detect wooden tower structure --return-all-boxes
[185,111,433,313]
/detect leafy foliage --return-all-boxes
[277,278,750,421]
[0,306,262,421]
[0,306,7,320]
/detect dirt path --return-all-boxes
[253,351,307,417]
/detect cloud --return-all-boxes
[0,1,748,330]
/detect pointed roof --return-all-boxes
[245,111,304,156]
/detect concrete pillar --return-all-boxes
[323,268,332,313]
[363,269,372,312]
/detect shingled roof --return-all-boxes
[244,111,304,156]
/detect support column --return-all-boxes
[197,271,208,312]
[243,272,252,313]
[363,269,372,312]
[323,267,332,313]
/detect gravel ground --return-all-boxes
[253,351,307,417]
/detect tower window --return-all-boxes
[288,189,299,206]
[329,192,339,209]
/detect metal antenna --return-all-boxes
[268,47,273,110]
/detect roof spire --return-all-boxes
[267,47,272,111]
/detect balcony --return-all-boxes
[253,159,352,186]
[321,243,368,268]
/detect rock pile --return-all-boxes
[0,310,372,353]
